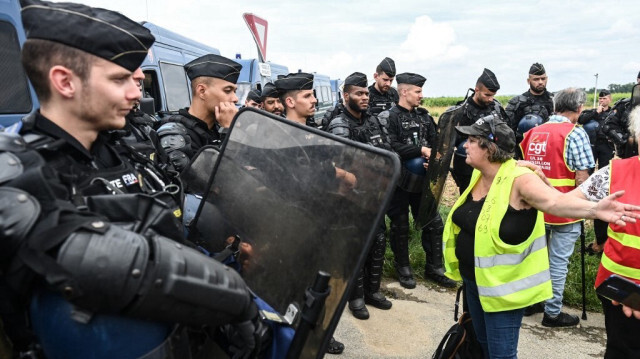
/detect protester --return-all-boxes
[443,113,638,359]
[576,106,640,358]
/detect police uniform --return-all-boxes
[325,73,393,318]
[385,73,457,289]
[578,90,615,169]
[1,2,259,358]
[244,88,262,107]
[368,57,399,116]
[156,54,242,172]
[451,69,505,193]
[603,97,638,159]
[505,63,554,145]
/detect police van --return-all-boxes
[0,0,39,127]
[330,79,342,107]
[140,22,221,117]
[235,58,289,105]
[313,73,333,123]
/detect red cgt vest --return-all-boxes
[520,121,579,225]
[595,157,640,288]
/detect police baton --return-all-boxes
[285,271,331,359]
[580,221,588,320]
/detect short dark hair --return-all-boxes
[475,135,513,163]
[21,39,93,103]
[279,89,302,107]
[190,76,213,95]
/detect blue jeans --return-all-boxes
[462,277,525,359]
[545,222,581,316]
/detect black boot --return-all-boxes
[422,215,457,288]
[364,230,392,309]
[390,217,416,289]
[348,268,369,320]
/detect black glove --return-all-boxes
[221,313,272,359]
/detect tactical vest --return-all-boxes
[368,85,398,116]
[515,93,553,120]
[443,160,552,312]
[520,121,579,225]
[159,112,221,149]
[355,115,392,151]
[394,108,435,148]
[595,157,640,288]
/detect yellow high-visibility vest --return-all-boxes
[443,159,552,312]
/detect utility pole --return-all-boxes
[593,73,599,108]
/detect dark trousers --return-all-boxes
[600,295,640,358]
[387,187,445,270]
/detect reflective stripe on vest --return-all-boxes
[520,121,578,225]
[595,156,640,288]
[443,159,552,312]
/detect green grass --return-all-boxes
[382,209,603,312]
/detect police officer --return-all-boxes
[275,72,348,355]
[260,82,284,116]
[244,88,262,108]
[384,72,457,289]
[156,54,242,172]
[451,68,505,194]
[325,72,393,319]
[1,1,261,357]
[368,57,399,116]
[602,72,640,159]
[578,89,615,255]
[505,63,554,147]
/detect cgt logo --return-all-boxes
[527,132,549,156]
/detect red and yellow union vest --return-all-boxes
[595,157,640,288]
[520,121,579,225]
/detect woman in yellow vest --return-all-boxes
[574,106,640,358]
[443,113,639,359]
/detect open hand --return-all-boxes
[595,190,640,226]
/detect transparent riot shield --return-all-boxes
[416,105,462,228]
[632,83,640,109]
[191,108,399,358]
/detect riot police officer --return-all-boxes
[505,63,554,148]
[368,57,399,116]
[260,82,284,116]
[451,68,506,193]
[325,72,393,319]
[384,73,457,289]
[244,88,262,108]
[579,89,615,169]
[1,1,261,358]
[602,72,640,159]
[156,54,242,172]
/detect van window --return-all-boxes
[143,70,162,113]
[321,87,330,104]
[159,62,190,112]
[0,21,32,114]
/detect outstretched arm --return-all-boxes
[515,172,640,225]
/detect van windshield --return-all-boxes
[236,83,252,107]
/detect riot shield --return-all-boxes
[191,108,399,358]
[632,83,640,109]
[416,105,462,229]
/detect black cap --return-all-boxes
[377,57,396,77]
[455,113,515,153]
[20,0,154,72]
[637,71,640,79]
[599,89,611,97]
[529,63,546,76]
[184,54,242,83]
[477,68,500,92]
[261,82,279,100]
[247,88,261,103]
[396,72,426,87]
[344,72,367,88]
[275,72,314,92]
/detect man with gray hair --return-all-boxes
[519,88,595,327]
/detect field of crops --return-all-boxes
[421,92,631,119]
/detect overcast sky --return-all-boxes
[62,0,640,96]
